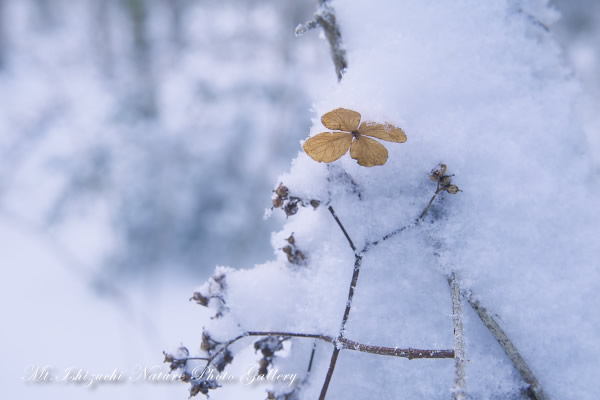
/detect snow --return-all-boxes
[193,0,600,399]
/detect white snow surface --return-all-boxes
[197,0,600,399]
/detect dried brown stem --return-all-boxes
[338,338,454,359]
[318,183,445,399]
[328,205,357,253]
[362,183,442,253]
[419,182,442,220]
[174,330,453,363]
[318,348,340,400]
[338,255,363,334]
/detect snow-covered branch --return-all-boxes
[296,0,347,80]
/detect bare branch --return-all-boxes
[361,182,442,253]
[338,255,363,335]
[172,330,453,364]
[296,0,347,81]
[466,293,550,400]
[339,338,454,359]
[327,205,357,253]
[314,4,347,81]
[295,19,319,36]
[318,348,340,400]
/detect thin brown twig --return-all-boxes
[338,338,454,359]
[419,181,442,220]
[338,255,362,335]
[328,205,357,252]
[318,184,444,399]
[319,348,340,400]
[362,182,442,253]
[173,330,453,364]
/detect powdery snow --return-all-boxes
[192,0,600,399]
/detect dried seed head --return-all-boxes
[180,372,192,383]
[201,331,216,352]
[282,245,293,255]
[446,185,460,194]
[439,164,447,176]
[440,175,452,186]
[429,163,447,181]
[286,235,295,245]
[190,291,209,306]
[190,383,203,397]
[310,199,321,209]
[163,351,174,363]
[258,358,270,376]
[275,184,289,198]
[177,346,190,357]
[284,202,298,216]
[272,197,283,208]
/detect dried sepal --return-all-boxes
[303,108,407,167]
[321,108,361,131]
[349,135,389,167]
[302,132,353,163]
[358,121,407,143]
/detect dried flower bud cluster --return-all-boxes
[163,345,223,397]
[190,271,229,318]
[190,379,220,397]
[267,391,297,400]
[201,330,219,352]
[173,330,234,397]
[254,336,286,376]
[163,347,189,371]
[200,331,234,372]
[272,184,320,217]
[429,163,460,194]
[281,234,306,265]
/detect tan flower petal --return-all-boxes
[358,121,407,143]
[321,108,361,132]
[303,131,352,163]
[349,136,388,167]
